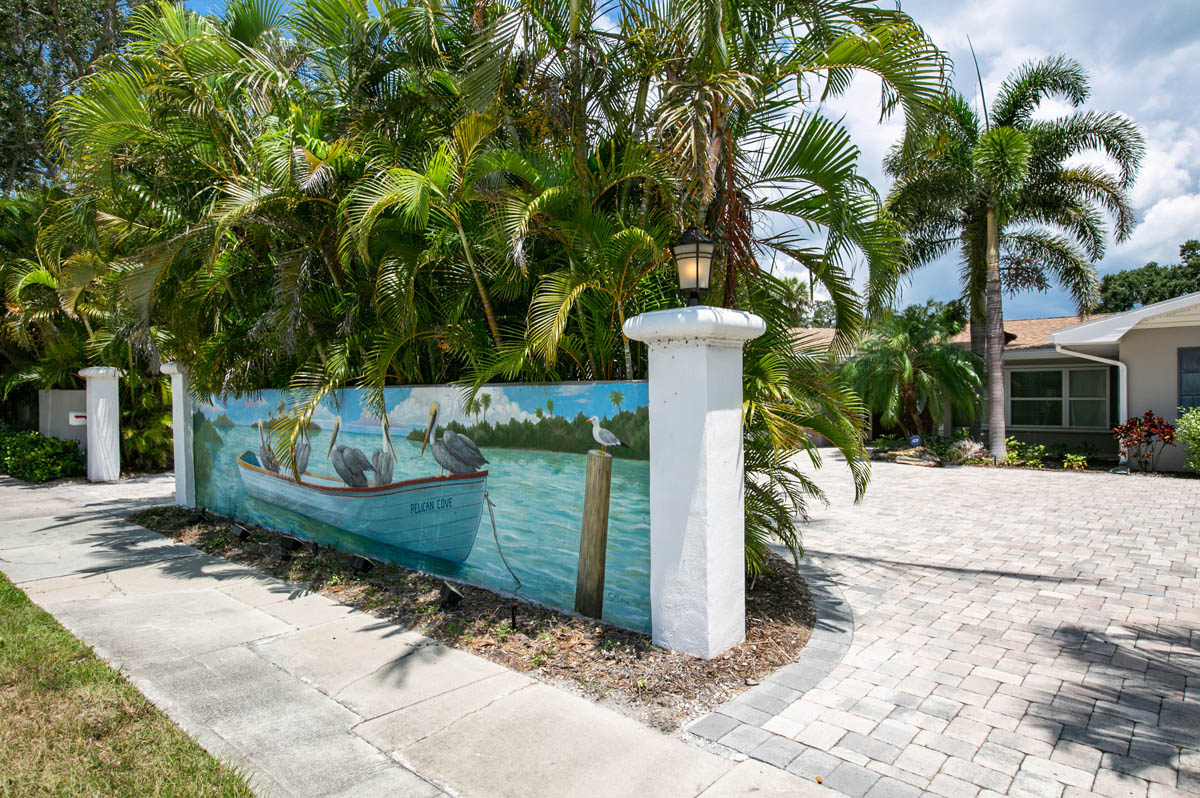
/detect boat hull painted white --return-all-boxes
[236,451,486,564]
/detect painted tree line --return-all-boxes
[0,0,1145,570]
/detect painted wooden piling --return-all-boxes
[574,449,612,618]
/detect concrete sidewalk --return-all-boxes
[0,474,832,798]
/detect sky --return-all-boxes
[810,0,1200,319]
[197,382,647,431]
[183,0,1198,320]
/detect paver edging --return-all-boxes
[684,556,853,768]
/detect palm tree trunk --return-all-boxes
[985,206,1006,459]
[969,315,984,441]
[455,221,503,347]
[617,305,633,379]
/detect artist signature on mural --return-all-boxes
[411,497,454,515]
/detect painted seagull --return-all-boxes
[421,402,488,476]
[327,416,374,487]
[587,416,629,455]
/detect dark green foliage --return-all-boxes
[0,426,85,482]
[0,0,148,189]
[1096,240,1200,313]
[841,301,983,438]
[120,369,173,472]
[408,408,649,461]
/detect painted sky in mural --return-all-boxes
[193,382,651,631]
[198,382,637,434]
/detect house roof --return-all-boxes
[950,314,1111,351]
[1049,291,1200,345]
[790,313,1110,354]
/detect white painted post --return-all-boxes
[78,367,124,482]
[160,362,195,507]
[623,306,766,659]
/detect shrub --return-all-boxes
[1113,411,1176,472]
[1062,453,1088,470]
[947,438,989,464]
[868,433,906,451]
[1176,407,1200,473]
[1003,437,1046,468]
[0,428,85,483]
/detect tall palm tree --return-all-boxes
[886,56,1144,457]
[479,391,491,423]
[609,390,624,415]
[841,301,982,438]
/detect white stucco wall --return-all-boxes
[38,389,88,449]
[1119,326,1200,471]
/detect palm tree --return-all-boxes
[609,390,624,415]
[479,391,492,423]
[841,302,983,439]
[545,399,554,418]
[886,56,1144,457]
[350,113,508,346]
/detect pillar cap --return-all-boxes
[79,367,124,379]
[160,362,186,376]
[623,306,766,345]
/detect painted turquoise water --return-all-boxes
[197,424,652,632]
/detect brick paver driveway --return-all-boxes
[703,460,1199,798]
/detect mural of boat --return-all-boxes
[236,450,487,564]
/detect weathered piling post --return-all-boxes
[574,449,613,618]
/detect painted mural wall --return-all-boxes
[192,382,651,631]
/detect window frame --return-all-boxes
[1179,347,1200,410]
[1005,366,1110,430]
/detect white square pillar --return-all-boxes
[624,306,765,658]
[78,367,124,483]
[160,362,195,507]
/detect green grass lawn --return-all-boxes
[0,573,253,797]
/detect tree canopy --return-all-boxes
[1097,240,1200,313]
[1,0,953,576]
[0,0,149,189]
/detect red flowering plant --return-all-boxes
[1113,411,1176,472]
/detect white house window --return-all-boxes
[1069,370,1107,427]
[1010,371,1062,426]
[1007,367,1109,428]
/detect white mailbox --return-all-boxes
[68,411,87,426]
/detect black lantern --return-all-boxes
[669,225,715,306]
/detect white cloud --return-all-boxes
[838,0,1200,316]
[1109,193,1200,270]
[385,386,536,428]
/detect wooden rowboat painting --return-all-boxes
[236,450,487,564]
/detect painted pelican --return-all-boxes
[293,425,311,477]
[258,421,280,473]
[587,416,628,455]
[421,402,487,475]
[327,416,374,487]
[371,422,396,486]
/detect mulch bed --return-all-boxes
[128,506,815,732]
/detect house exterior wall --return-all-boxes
[964,354,1121,460]
[1119,325,1200,471]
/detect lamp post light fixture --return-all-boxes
[669,225,715,306]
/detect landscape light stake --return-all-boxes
[511,600,518,629]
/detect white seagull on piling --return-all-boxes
[587,416,628,455]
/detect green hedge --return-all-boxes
[0,428,86,483]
